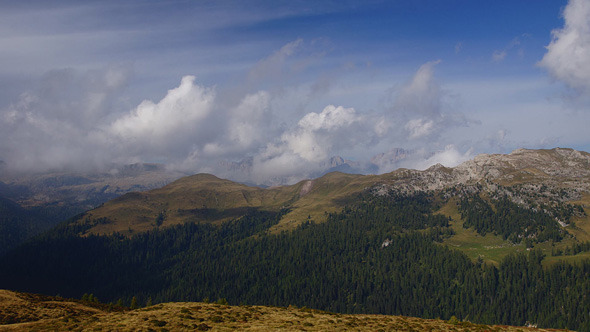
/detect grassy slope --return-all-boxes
[82,174,304,235]
[79,172,379,236]
[438,195,590,267]
[269,172,380,233]
[437,199,526,266]
[0,290,566,332]
[541,193,590,267]
[565,193,590,242]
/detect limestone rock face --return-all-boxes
[373,148,590,198]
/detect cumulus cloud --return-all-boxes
[539,0,590,94]
[243,58,473,184]
[200,90,273,158]
[396,60,442,117]
[286,105,362,162]
[250,105,369,183]
[108,75,215,157]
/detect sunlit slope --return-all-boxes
[81,173,303,234]
[80,171,417,235]
[0,290,563,332]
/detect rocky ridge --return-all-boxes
[373,148,590,197]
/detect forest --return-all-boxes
[1,192,589,330]
[458,193,567,244]
[0,196,81,255]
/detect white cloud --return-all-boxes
[228,91,272,150]
[0,65,133,172]
[109,75,215,156]
[298,104,358,132]
[0,50,479,186]
[410,145,473,170]
[249,104,367,183]
[281,105,362,162]
[405,118,434,139]
[539,0,590,94]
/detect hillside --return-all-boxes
[75,148,590,236]
[0,290,564,331]
[2,148,590,330]
[0,197,55,255]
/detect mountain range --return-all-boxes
[76,148,590,240]
[1,147,590,330]
[0,147,419,251]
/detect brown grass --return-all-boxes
[0,290,568,331]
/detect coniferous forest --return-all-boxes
[1,192,589,330]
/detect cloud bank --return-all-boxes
[0,39,473,184]
[5,0,588,187]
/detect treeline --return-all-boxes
[458,194,565,244]
[1,193,589,330]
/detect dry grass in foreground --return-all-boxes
[0,290,566,331]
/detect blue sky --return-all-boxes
[1,0,589,183]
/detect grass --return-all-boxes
[542,251,590,267]
[438,196,590,267]
[80,171,379,236]
[438,199,526,265]
[564,193,590,241]
[0,290,567,331]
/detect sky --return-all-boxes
[1,0,590,184]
